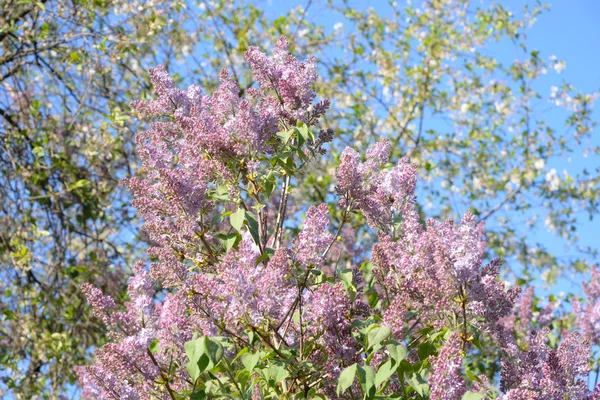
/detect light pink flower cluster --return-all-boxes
[245,36,329,124]
[77,37,600,400]
[573,267,600,344]
[498,328,594,399]
[338,140,520,333]
[429,334,467,400]
[293,203,332,266]
[77,38,332,399]
[336,138,416,230]
[191,240,296,333]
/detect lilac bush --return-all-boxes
[77,38,600,399]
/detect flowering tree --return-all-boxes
[78,38,600,400]
[3,0,599,397]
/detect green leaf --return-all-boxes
[386,343,408,364]
[245,213,260,246]
[149,338,159,353]
[296,121,314,141]
[276,129,294,144]
[340,269,357,302]
[32,146,44,157]
[211,184,230,201]
[184,336,224,381]
[233,347,249,362]
[184,338,204,381]
[69,51,80,63]
[462,392,486,400]
[465,369,482,383]
[337,363,357,395]
[367,325,391,350]
[265,361,288,384]
[230,208,245,231]
[357,365,376,398]
[406,373,429,397]
[70,179,89,190]
[242,352,260,372]
[216,232,242,251]
[190,391,206,400]
[417,342,436,361]
[397,360,413,374]
[203,337,224,366]
[263,173,276,197]
[375,360,396,388]
[471,334,483,351]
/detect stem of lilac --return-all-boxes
[321,204,350,259]
[399,374,408,400]
[146,349,177,400]
[141,313,177,399]
[406,317,421,337]
[274,173,291,250]
[299,284,304,360]
[255,195,267,252]
[461,283,469,351]
[275,266,313,338]
[223,357,243,395]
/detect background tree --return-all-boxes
[0,0,196,395]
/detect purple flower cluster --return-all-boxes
[336,139,417,230]
[245,36,329,124]
[77,37,600,399]
[77,262,191,398]
[293,203,333,266]
[498,328,595,399]
[429,334,467,400]
[123,37,328,281]
[191,240,296,333]
[499,286,557,338]
[77,38,331,398]
[370,204,519,332]
[573,267,600,344]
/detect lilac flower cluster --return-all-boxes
[499,286,557,339]
[573,267,600,344]
[336,139,417,230]
[302,282,361,395]
[123,37,328,282]
[77,37,600,399]
[498,328,596,399]
[245,37,329,124]
[346,140,521,332]
[293,203,332,266]
[77,39,332,398]
[191,239,296,333]
[429,334,467,400]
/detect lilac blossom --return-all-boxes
[573,267,600,344]
[429,333,467,400]
[498,328,596,399]
[294,203,332,266]
[336,140,416,230]
[77,37,600,399]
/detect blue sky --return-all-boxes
[500,0,600,292]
